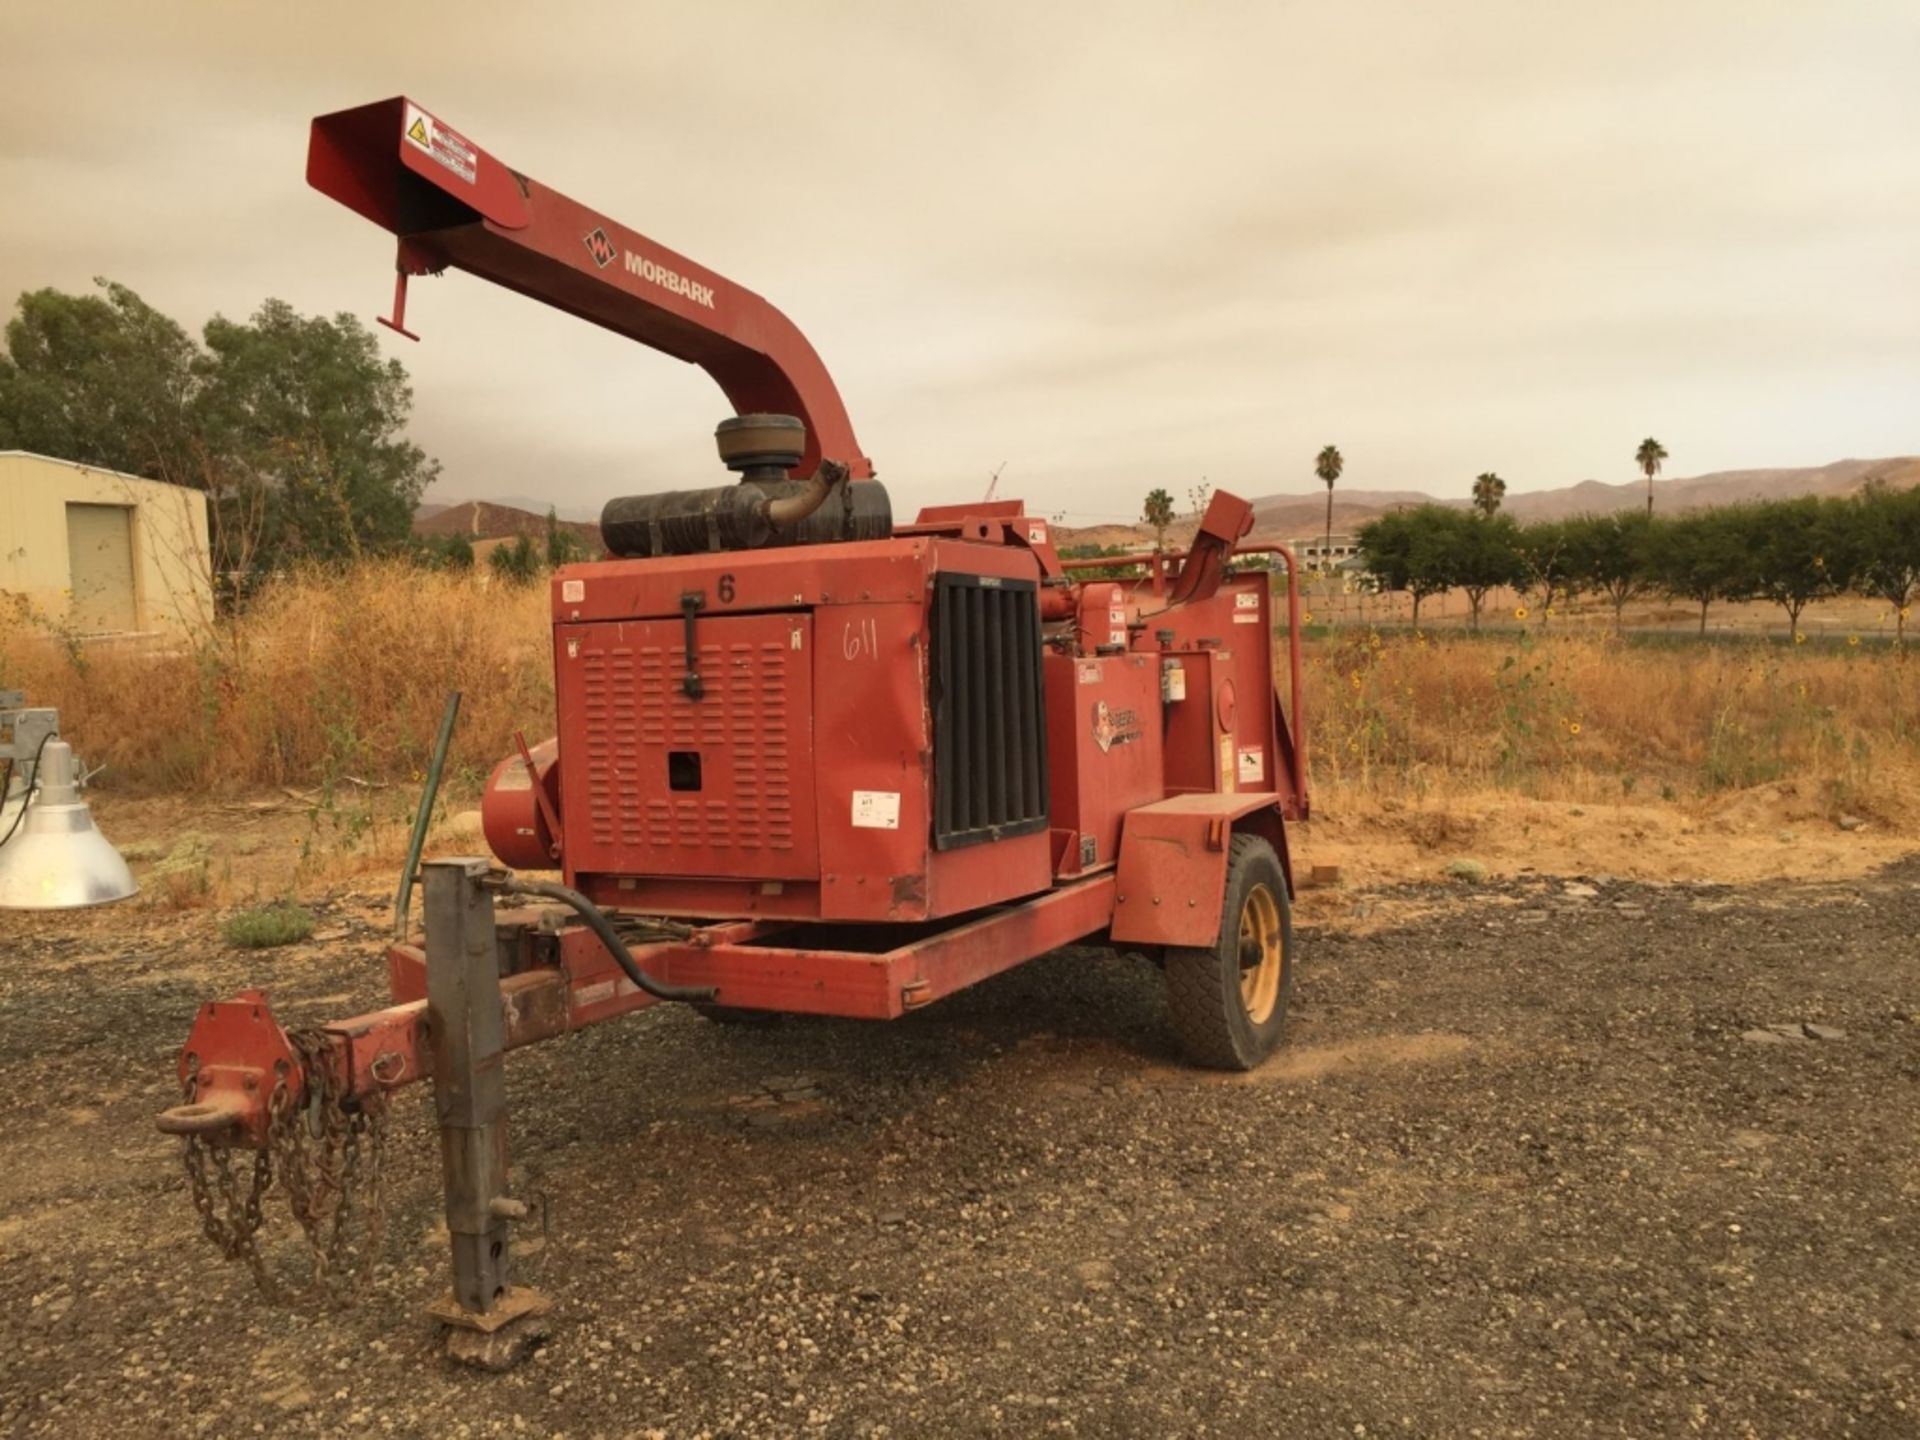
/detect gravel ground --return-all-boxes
[1,858,1917,1438]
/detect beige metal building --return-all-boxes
[0,452,213,638]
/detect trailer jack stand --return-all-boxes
[423,858,550,1369]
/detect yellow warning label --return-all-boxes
[407,117,430,145]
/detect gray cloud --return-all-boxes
[2,0,1916,525]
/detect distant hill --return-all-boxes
[415,500,602,555]
[1058,457,1920,550]
[417,495,598,522]
[1495,457,1920,522]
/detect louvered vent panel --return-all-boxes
[561,614,816,881]
[930,574,1049,851]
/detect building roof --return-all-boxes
[0,451,200,494]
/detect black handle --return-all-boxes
[680,591,705,699]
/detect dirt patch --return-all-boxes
[1300,784,1919,898]
[1146,1030,1477,1086]
[1252,1029,1474,1082]
[2,797,1918,1436]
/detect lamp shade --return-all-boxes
[0,739,138,910]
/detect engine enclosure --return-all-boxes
[486,524,1289,925]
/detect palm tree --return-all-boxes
[1314,445,1344,574]
[1471,471,1506,519]
[1636,438,1668,516]
[1142,488,1175,552]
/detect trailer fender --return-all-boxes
[1110,793,1291,949]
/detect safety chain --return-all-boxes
[178,1026,391,1304]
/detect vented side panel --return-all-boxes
[556,615,817,880]
[931,574,1049,850]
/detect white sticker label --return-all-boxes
[403,103,477,184]
[575,977,638,1007]
[1219,735,1236,793]
[1233,612,1261,625]
[1109,629,1127,647]
[851,790,901,829]
[1235,592,1260,610]
[1027,524,1047,544]
[1238,746,1266,784]
[561,579,585,603]
[1078,661,1101,685]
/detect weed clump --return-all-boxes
[223,899,316,949]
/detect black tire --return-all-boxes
[1163,833,1294,1070]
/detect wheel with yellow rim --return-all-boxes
[1163,834,1294,1070]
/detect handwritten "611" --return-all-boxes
[841,618,881,660]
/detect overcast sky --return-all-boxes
[3,1,1916,524]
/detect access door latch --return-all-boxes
[680,591,705,699]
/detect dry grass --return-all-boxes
[1,562,555,795]
[1306,626,1919,821]
[7,568,1917,835]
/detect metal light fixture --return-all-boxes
[0,733,138,910]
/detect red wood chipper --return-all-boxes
[156,98,1311,1364]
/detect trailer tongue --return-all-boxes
[158,97,1310,1366]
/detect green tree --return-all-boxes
[1471,471,1507,518]
[1648,510,1749,635]
[1450,511,1523,630]
[545,506,587,568]
[1357,506,1456,627]
[488,533,541,585]
[1727,497,1857,640]
[1853,481,1920,646]
[198,299,437,569]
[411,532,474,571]
[0,278,199,481]
[1636,437,1668,517]
[1562,512,1655,630]
[1515,519,1580,621]
[0,280,440,592]
[1142,488,1175,552]
[1355,511,1413,605]
[1314,444,1344,574]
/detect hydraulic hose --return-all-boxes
[486,875,718,1003]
